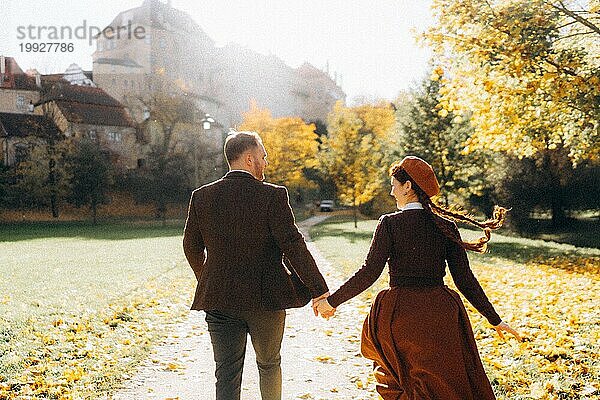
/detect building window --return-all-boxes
[137,158,146,168]
[14,143,29,164]
[87,130,98,140]
[108,131,122,142]
[16,95,25,108]
[124,79,128,88]
[98,41,104,51]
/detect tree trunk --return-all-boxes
[51,195,59,219]
[551,199,566,229]
[92,201,98,225]
[353,198,358,229]
[49,158,59,218]
[157,201,167,225]
[546,148,569,229]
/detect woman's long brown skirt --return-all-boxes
[360,286,496,400]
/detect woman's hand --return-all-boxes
[316,299,336,320]
[311,292,330,316]
[493,321,522,342]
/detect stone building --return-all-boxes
[0,112,61,167]
[34,82,139,170]
[92,0,345,128]
[92,0,224,123]
[0,56,40,114]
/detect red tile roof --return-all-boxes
[0,57,38,91]
[0,112,61,138]
[54,100,135,127]
[38,83,136,127]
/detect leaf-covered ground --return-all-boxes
[1,217,598,399]
[0,222,195,399]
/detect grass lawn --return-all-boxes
[310,216,600,400]
[506,215,600,249]
[0,221,196,398]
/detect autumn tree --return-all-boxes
[425,0,599,161]
[5,114,71,218]
[126,90,198,220]
[396,75,488,207]
[322,101,396,227]
[303,119,337,200]
[239,102,319,191]
[127,146,190,221]
[68,139,113,224]
[0,165,10,207]
[11,143,72,216]
[424,0,600,225]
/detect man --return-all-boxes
[183,131,329,400]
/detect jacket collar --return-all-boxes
[224,170,258,180]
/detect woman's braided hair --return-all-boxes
[389,165,508,253]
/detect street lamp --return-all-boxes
[194,113,222,186]
[200,113,227,176]
[201,113,215,130]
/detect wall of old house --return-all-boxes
[1,135,47,167]
[71,123,140,170]
[0,90,39,114]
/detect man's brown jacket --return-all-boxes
[183,171,329,311]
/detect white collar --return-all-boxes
[400,202,424,211]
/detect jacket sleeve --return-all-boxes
[446,223,502,326]
[183,191,206,281]
[268,186,329,298]
[328,215,392,308]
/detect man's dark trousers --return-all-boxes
[205,309,286,400]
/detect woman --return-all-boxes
[317,156,521,400]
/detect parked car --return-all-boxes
[319,200,334,212]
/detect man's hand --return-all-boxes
[316,298,336,320]
[312,292,330,316]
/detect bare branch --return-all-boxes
[542,56,579,76]
[555,30,597,41]
[557,20,579,29]
[546,0,600,35]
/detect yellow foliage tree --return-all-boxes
[239,102,319,190]
[322,101,396,227]
[424,0,600,163]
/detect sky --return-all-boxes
[1,0,434,101]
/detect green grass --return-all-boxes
[0,221,195,398]
[514,216,600,249]
[0,220,185,242]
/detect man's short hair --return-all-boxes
[224,131,263,165]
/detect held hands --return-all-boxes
[316,298,336,319]
[493,321,523,342]
[311,292,330,316]
[311,292,336,319]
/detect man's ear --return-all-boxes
[405,180,413,191]
[244,152,253,166]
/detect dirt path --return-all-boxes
[111,215,378,400]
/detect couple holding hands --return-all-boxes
[183,131,521,400]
